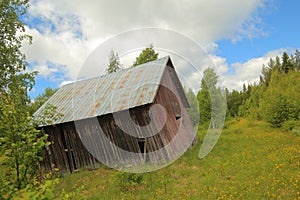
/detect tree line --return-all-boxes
[237,50,300,129]
[186,50,300,131]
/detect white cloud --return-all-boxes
[209,55,229,75]
[22,0,267,91]
[33,64,58,77]
[23,25,95,81]
[222,48,289,90]
[59,80,77,87]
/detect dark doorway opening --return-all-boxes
[138,139,145,154]
[138,138,149,162]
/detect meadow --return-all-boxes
[56,118,300,199]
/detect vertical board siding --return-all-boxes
[41,123,98,173]
[152,67,196,161]
[40,66,195,173]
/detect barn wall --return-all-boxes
[74,105,169,168]
[41,122,98,173]
[41,105,168,173]
[151,66,196,161]
[41,66,196,173]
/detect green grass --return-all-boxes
[54,118,300,199]
[0,156,7,180]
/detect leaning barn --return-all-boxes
[34,56,196,173]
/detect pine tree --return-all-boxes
[133,44,158,66]
[291,50,300,71]
[281,52,293,73]
[106,50,121,74]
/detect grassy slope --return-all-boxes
[57,119,300,199]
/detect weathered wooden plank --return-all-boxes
[40,65,195,173]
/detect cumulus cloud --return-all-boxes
[33,64,58,77]
[25,0,262,41]
[222,48,290,91]
[22,0,267,92]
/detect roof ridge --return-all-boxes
[61,56,170,87]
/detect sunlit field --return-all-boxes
[56,118,300,199]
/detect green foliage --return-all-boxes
[260,70,300,127]
[106,50,121,74]
[261,94,289,127]
[197,85,211,127]
[11,173,85,200]
[260,56,281,86]
[226,89,239,117]
[115,172,144,192]
[291,49,300,71]
[30,87,62,127]
[0,94,50,197]
[30,87,57,115]
[59,185,86,200]
[197,68,226,129]
[0,0,43,195]
[133,44,158,66]
[15,176,59,200]
[32,103,63,127]
[0,1,59,198]
[0,0,33,92]
[282,120,300,132]
[280,52,294,73]
[197,69,212,126]
[184,87,199,127]
[239,84,265,119]
[240,50,300,128]
[226,87,249,117]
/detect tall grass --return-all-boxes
[56,118,300,199]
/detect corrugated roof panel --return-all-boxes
[34,56,170,125]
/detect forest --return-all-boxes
[191,50,300,131]
[1,1,299,199]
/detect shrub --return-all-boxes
[115,172,144,192]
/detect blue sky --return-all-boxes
[217,0,300,65]
[22,0,300,99]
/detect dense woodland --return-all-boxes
[1,1,299,199]
[227,50,300,129]
[196,50,300,129]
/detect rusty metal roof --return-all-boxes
[34,56,171,125]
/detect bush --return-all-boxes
[115,172,144,192]
[282,120,300,136]
[282,120,300,131]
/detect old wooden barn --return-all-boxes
[34,56,196,173]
